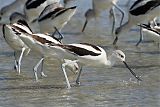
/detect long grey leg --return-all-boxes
[113,36,118,45]
[33,57,44,81]
[61,60,79,88]
[76,66,83,85]
[62,63,71,89]
[18,47,25,74]
[14,51,18,71]
[136,25,143,46]
[109,7,116,34]
[40,58,47,77]
[112,3,125,27]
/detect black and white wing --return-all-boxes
[25,0,47,9]
[130,0,160,16]
[139,23,160,35]
[38,2,63,22]
[62,43,102,56]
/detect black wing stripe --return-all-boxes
[130,1,160,16]
[52,6,76,19]
[79,43,102,52]
[12,25,29,34]
[25,0,46,9]
[12,28,21,35]
[63,45,101,56]
[17,20,33,33]
[38,7,64,22]
[140,24,160,35]
[130,0,143,10]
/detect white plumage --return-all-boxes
[49,43,142,88]
[2,20,32,74]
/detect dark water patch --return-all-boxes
[0,51,13,57]
[126,50,160,55]
[125,40,154,44]
[129,28,140,32]
[0,84,77,91]
[62,32,82,35]
[0,77,21,81]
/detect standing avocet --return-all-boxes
[2,20,32,74]
[38,2,77,34]
[113,0,160,45]
[49,43,142,88]
[81,0,125,33]
[13,25,80,83]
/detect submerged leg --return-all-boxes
[33,57,44,81]
[61,60,78,89]
[76,66,83,85]
[136,25,143,46]
[64,59,79,74]
[14,51,18,71]
[40,57,47,77]
[113,3,125,27]
[62,63,71,89]
[18,47,25,74]
[109,7,116,34]
[113,36,118,45]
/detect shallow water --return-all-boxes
[0,0,160,107]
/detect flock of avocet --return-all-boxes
[0,0,160,89]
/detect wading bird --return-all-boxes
[113,0,160,45]
[49,43,142,88]
[2,20,32,74]
[12,23,80,82]
[82,0,125,33]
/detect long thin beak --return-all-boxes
[123,61,142,81]
[82,19,88,32]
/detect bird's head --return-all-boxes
[82,9,95,32]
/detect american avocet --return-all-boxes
[14,25,79,84]
[2,20,32,74]
[49,43,142,88]
[137,23,160,45]
[81,0,125,33]
[24,0,48,23]
[113,0,160,45]
[38,2,77,34]
[0,0,27,23]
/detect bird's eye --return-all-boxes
[120,55,124,58]
[118,53,124,58]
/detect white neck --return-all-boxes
[105,54,116,67]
